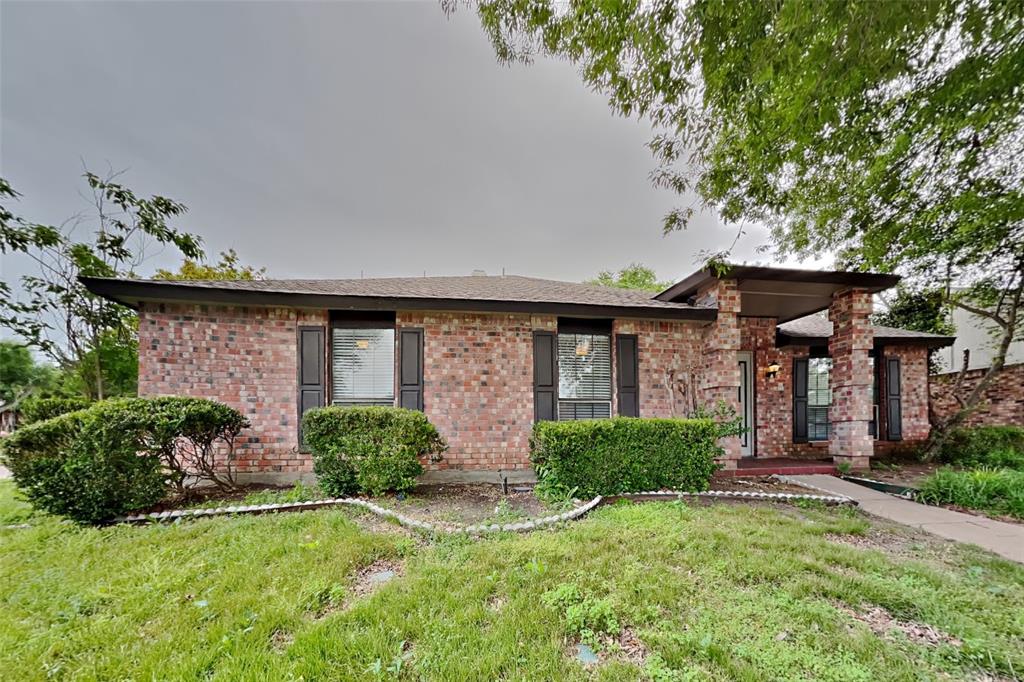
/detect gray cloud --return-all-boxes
[1,0,809,307]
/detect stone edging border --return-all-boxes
[114,487,854,532]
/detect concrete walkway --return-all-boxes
[788,474,1024,564]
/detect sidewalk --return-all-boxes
[787,474,1024,564]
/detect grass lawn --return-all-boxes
[2,481,1023,681]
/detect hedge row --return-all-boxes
[18,396,93,426]
[530,417,721,499]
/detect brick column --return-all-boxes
[697,279,742,468]
[828,288,874,470]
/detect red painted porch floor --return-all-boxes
[717,457,837,478]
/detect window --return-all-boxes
[807,358,831,441]
[557,332,611,420]
[331,327,395,406]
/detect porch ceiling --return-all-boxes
[656,265,900,323]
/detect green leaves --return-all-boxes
[303,406,447,497]
[529,417,720,498]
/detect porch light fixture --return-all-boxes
[765,362,781,379]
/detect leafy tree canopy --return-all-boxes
[873,288,955,337]
[0,341,61,406]
[587,263,671,292]
[0,172,203,399]
[154,249,266,281]
[464,0,1023,444]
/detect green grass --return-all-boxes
[918,467,1024,520]
[2,482,1023,681]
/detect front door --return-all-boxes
[737,351,754,457]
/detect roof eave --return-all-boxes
[776,331,956,350]
[80,277,718,322]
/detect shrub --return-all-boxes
[0,407,165,524]
[141,397,249,492]
[530,417,721,499]
[0,397,249,523]
[18,396,92,426]
[937,426,1024,470]
[918,467,1024,520]
[302,406,446,496]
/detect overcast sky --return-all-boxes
[2,0,820,298]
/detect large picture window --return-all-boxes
[331,327,395,406]
[807,357,832,441]
[557,332,611,420]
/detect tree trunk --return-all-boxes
[924,288,1021,459]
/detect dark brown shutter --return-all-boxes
[533,331,557,421]
[297,325,325,449]
[616,334,639,417]
[398,328,424,411]
[793,357,809,443]
[886,357,902,440]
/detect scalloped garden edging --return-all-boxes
[113,485,854,532]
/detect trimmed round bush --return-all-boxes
[302,406,447,496]
[18,396,92,426]
[0,397,250,523]
[0,406,165,524]
[530,417,721,499]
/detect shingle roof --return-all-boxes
[778,315,955,346]
[80,275,716,320]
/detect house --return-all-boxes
[81,265,954,483]
[0,402,16,436]
[930,300,1024,429]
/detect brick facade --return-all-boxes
[695,280,742,466]
[138,302,327,474]
[931,362,1024,427]
[137,295,938,479]
[396,311,554,472]
[613,319,704,417]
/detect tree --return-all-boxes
[153,248,266,281]
[587,263,671,292]
[873,287,955,373]
[0,340,60,407]
[461,0,1024,447]
[0,172,203,399]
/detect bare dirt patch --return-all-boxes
[868,461,944,488]
[566,628,649,668]
[347,558,403,604]
[710,476,816,495]
[270,628,294,652]
[837,603,962,648]
[371,484,557,528]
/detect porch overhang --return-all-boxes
[656,265,900,323]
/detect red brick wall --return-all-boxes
[931,362,1024,427]
[138,303,328,474]
[613,319,704,417]
[397,312,556,471]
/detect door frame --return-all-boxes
[737,351,755,457]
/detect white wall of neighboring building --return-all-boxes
[935,305,1024,374]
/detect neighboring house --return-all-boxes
[934,303,1024,374]
[0,402,16,436]
[82,265,953,482]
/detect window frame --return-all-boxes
[806,357,832,442]
[555,328,613,421]
[329,318,397,408]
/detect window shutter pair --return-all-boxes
[791,355,902,442]
[298,325,424,447]
[532,331,639,421]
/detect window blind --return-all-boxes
[557,332,611,420]
[331,328,395,405]
[807,358,832,441]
